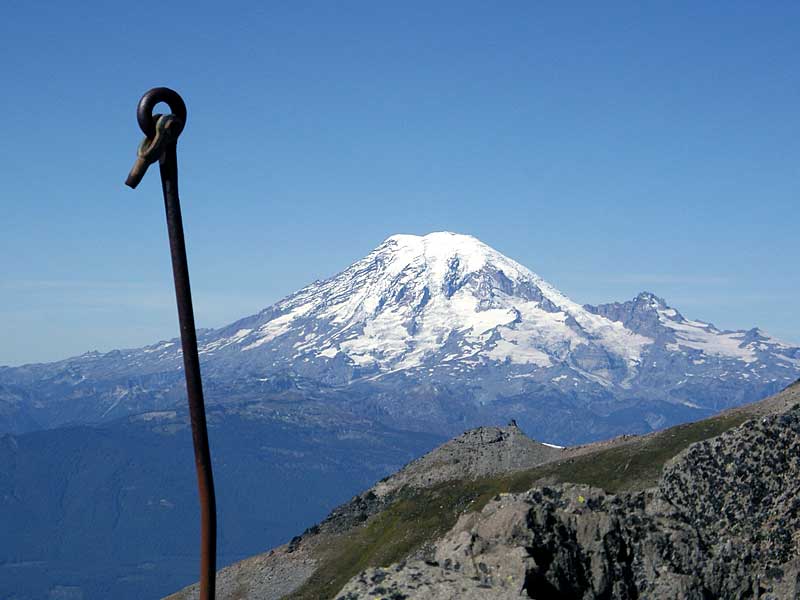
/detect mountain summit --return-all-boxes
[208,231,650,379]
[1,231,798,441]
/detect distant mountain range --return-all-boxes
[2,231,798,442]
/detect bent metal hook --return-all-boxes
[126,87,217,600]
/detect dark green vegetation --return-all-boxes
[287,408,755,600]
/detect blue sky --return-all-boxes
[1,2,798,366]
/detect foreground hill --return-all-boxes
[168,380,800,599]
[341,398,800,597]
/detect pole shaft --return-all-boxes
[159,143,217,600]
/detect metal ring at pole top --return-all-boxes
[136,87,187,139]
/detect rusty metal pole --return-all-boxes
[125,87,217,600]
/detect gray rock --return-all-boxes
[371,422,564,498]
[338,406,800,599]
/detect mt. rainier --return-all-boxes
[208,232,651,378]
[1,231,798,442]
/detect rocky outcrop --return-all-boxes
[338,406,800,599]
[661,410,800,575]
[371,422,564,497]
[301,423,564,540]
[306,422,564,542]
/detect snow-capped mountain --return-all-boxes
[198,232,798,396]
[205,232,651,380]
[1,231,798,441]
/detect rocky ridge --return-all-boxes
[370,422,564,497]
[166,424,565,600]
[167,382,800,600]
[338,401,800,599]
[312,422,565,539]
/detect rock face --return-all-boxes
[372,422,564,497]
[338,406,800,599]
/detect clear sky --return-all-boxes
[1,1,798,366]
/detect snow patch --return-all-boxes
[664,321,757,363]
